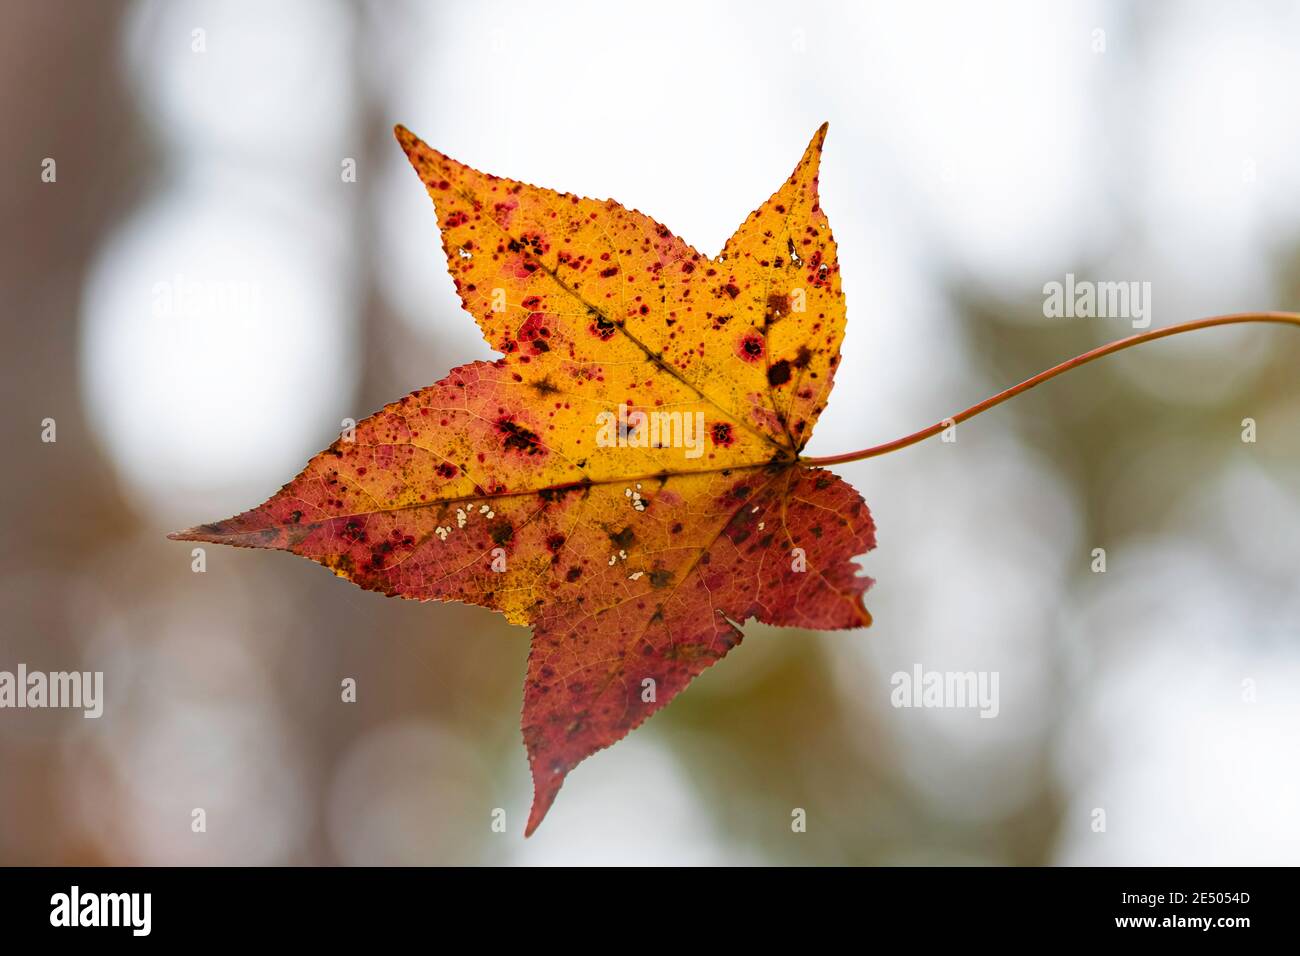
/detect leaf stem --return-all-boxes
[800,312,1300,468]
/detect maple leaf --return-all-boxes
[172,123,876,835]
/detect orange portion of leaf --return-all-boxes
[172,124,874,834]
[395,121,842,454]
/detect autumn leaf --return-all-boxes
[171,123,876,835]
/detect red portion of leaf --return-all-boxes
[522,466,873,833]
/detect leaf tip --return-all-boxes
[855,600,873,629]
[524,752,568,836]
[782,123,828,194]
[167,523,231,544]
[394,123,463,191]
[393,123,422,158]
[394,122,440,163]
[524,782,559,838]
[803,122,828,166]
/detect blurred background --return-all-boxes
[2,0,1298,865]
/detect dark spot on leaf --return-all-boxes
[765,293,788,324]
[738,332,764,361]
[496,417,544,455]
[589,311,617,340]
[490,520,514,546]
